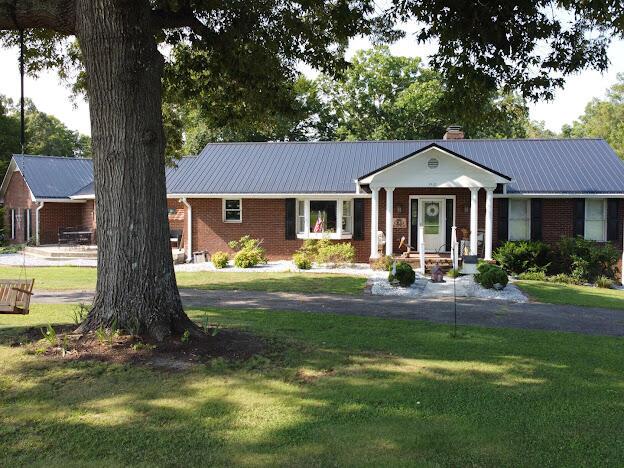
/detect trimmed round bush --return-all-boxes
[474,262,508,289]
[388,261,416,287]
[211,251,229,269]
[493,241,552,275]
[293,253,312,270]
[233,249,266,268]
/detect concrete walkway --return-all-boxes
[32,288,624,337]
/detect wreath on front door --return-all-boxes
[425,204,439,217]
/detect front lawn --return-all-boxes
[0,266,366,295]
[516,280,624,310]
[176,271,366,295]
[1,305,623,466]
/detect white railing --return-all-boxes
[451,225,459,270]
[418,225,425,274]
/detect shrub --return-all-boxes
[555,237,620,282]
[595,275,614,289]
[316,242,355,265]
[474,262,509,289]
[211,251,229,269]
[292,252,312,270]
[388,261,416,287]
[447,268,461,278]
[228,236,267,268]
[548,273,579,285]
[372,255,394,271]
[518,271,547,281]
[493,241,551,275]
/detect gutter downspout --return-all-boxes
[180,198,192,263]
[35,201,44,246]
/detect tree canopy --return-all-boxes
[0,95,90,174]
[563,73,624,159]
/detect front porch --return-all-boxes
[359,145,511,271]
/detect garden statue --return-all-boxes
[430,264,445,283]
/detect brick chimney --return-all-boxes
[443,125,464,140]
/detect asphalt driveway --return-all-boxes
[32,288,624,337]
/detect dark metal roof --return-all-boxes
[165,138,624,194]
[13,155,93,199]
[10,139,624,198]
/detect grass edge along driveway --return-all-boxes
[0,266,367,295]
[516,280,624,310]
[1,304,623,466]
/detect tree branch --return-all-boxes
[0,0,75,34]
[151,7,210,37]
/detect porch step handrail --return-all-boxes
[418,225,425,274]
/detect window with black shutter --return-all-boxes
[530,199,542,241]
[285,198,296,240]
[353,198,364,240]
[607,199,619,242]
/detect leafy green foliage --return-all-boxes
[493,241,552,275]
[564,73,624,159]
[228,236,268,268]
[548,273,579,285]
[371,255,394,271]
[474,263,509,289]
[595,276,614,289]
[315,242,355,265]
[388,261,416,287]
[292,253,312,270]
[554,237,620,282]
[312,46,530,141]
[210,251,229,269]
[447,268,461,278]
[517,271,547,282]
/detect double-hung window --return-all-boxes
[341,200,353,234]
[585,199,606,241]
[223,199,242,222]
[508,199,530,241]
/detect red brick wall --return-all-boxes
[39,203,87,244]
[3,170,36,243]
[183,193,623,266]
[186,198,372,261]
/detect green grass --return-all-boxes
[0,266,366,295]
[176,271,366,295]
[517,280,624,310]
[1,304,623,466]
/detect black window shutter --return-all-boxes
[285,198,296,240]
[445,199,453,251]
[530,199,542,241]
[353,198,364,241]
[573,199,585,238]
[498,199,509,242]
[607,199,619,242]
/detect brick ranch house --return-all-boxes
[2,128,624,274]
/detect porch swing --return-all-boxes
[0,30,35,315]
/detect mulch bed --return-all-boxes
[13,325,266,371]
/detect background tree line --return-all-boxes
[0,95,91,175]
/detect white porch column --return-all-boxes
[370,187,380,258]
[385,187,394,256]
[469,187,479,255]
[484,188,494,260]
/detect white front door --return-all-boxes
[421,199,446,252]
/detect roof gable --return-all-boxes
[357,143,511,188]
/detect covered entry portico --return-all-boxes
[358,144,512,263]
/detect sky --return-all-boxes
[0,32,622,137]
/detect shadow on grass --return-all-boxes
[1,307,624,466]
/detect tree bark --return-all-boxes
[73,0,196,340]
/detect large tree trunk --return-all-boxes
[74,0,196,340]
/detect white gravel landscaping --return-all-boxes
[0,253,97,267]
[371,273,528,303]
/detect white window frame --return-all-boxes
[222,198,242,223]
[508,199,531,241]
[341,200,353,234]
[295,198,353,240]
[584,198,607,242]
[25,208,31,242]
[10,209,15,240]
